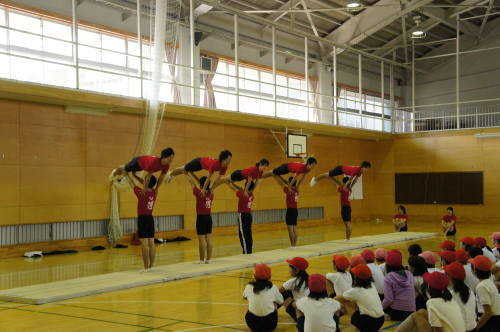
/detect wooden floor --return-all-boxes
[0,220,497,331]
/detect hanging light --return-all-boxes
[411,15,426,39]
[346,1,362,11]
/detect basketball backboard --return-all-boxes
[287,133,307,158]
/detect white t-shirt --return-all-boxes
[326,272,352,297]
[367,263,385,294]
[379,263,387,276]
[463,264,480,291]
[427,298,466,332]
[492,247,499,261]
[283,277,310,300]
[476,278,500,315]
[414,275,425,296]
[243,284,283,317]
[296,297,341,332]
[428,267,440,273]
[482,247,496,263]
[449,287,477,331]
[343,286,384,318]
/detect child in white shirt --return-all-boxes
[243,264,284,331]
[296,274,342,332]
[326,255,352,297]
[280,257,310,322]
[472,255,500,331]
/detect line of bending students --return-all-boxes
[243,236,500,332]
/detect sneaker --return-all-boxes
[204,260,210,264]
[196,260,205,264]
[309,177,317,187]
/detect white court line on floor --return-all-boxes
[172,322,296,331]
[62,300,246,306]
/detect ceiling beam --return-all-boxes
[194,3,214,18]
[478,0,495,40]
[300,0,327,57]
[325,0,434,54]
[418,4,483,37]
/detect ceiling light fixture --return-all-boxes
[346,1,362,11]
[411,15,426,39]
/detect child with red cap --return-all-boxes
[444,262,477,332]
[438,251,457,269]
[491,232,500,262]
[383,250,416,321]
[326,255,353,297]
[243,264,284,331]
[454,249,480,291]
[459,236,475,250]
[440,240,456,251]
[350,255,366,268]
[475,237,496,263]
[362,249,385,298]
[280,257,310,322]
[375,248,388,276]
[296,274,342,332]
[419,251,440,273]
[337,264,385,331]
[472,255,500,331]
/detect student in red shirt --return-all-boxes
[167,150,232,193]
[273,174,304,247]
[310,161,371,187]
[337,177,354,241]
[187,174,218,264]
[111,148,175,187]
[125,171,162,271]
[393,205,409,232]
[217,158,269,195]
[442,206,457,237]
[227,181,257,254]
[262,157,317,188]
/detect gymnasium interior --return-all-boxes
[0,0,498,331]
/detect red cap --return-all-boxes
[361,249,375,263]
[460,237,475,246]
[492,232,500,241]
[470,255,492,272]
[386,250,403,267]
[474,237,487,248]
[350,255,366,268]
[333,255,350,271]
[423,271,449,291]
[375,248,388,260]
[286,257,309,271]
[351,264,372,280]
[308,274,327,293]
[439,251,456,264]
[419,251,438,265]
[444,261,466,281]
[439,240,456,251]
[254,264,271,280]
[454,249,469,264]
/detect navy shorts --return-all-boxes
[341,205,351,222]
[272,164,289,176]
[125,157,142,172]
[196,214,213,235]
[137,215,155,238]
[328,165,343,177]
[231,170,245,182]
[185,158,202,173]
[286,208,298,226]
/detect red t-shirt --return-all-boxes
[283,187,299,208]
[442,215,457,230]
[394,214,408,224]
[287,163,308,174]
[200,157,228,175]
[337,186,351,206]
[133,186,157,215]
[241,166,263,179]
[341,166,362,177]
[138,156,169,173]
[236,190,254,213]
[193,187,214,215]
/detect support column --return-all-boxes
[333,46,338,125]
[456,14,460,129]
[137,0,143,98]
[190,0,195,105]
[234,14,239,112]
[272,26,277,117]
[358,54,363,128]
[412,39,416,131]
[305,37,309,122]
[71,0,79,89]
[390,50,395,133]
[381,61,385,131]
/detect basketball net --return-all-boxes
[108,0,181,244]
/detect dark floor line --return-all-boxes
[59,303,245,331]
[382,321,402,330]
[6,306,154,329]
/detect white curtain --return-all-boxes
[308,78,320,123]
[202,56,219,108]
[166,46,181,104]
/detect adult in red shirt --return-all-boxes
[187,174,219,264]
[337,177,354,241]
[393,205,409,232]
[273,174,305,247]
[125,171,162,271]
[227,181,257,254]
[111,148,175,187]
[167,150,232,193]
[442,206,457,236]
[218,158,269,195]
[310,161,371,187]
[262,157,317,189]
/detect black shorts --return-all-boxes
[286,208,298,226]
[196,214,213,235]
[399,225,408,232]
[351,310,385,332]
[230,170,245,182]
[245,310,278,332]
[272,163,289,176]
[341,205,351,222]
[328,165,343,177]
[384,307,412,321]
[125,157,142,172]
[137,214,155,238]
[185,158,203,173]
[445,228,456,236]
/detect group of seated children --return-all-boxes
[243,232,500,331]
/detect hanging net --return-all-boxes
[108,0,182,245]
